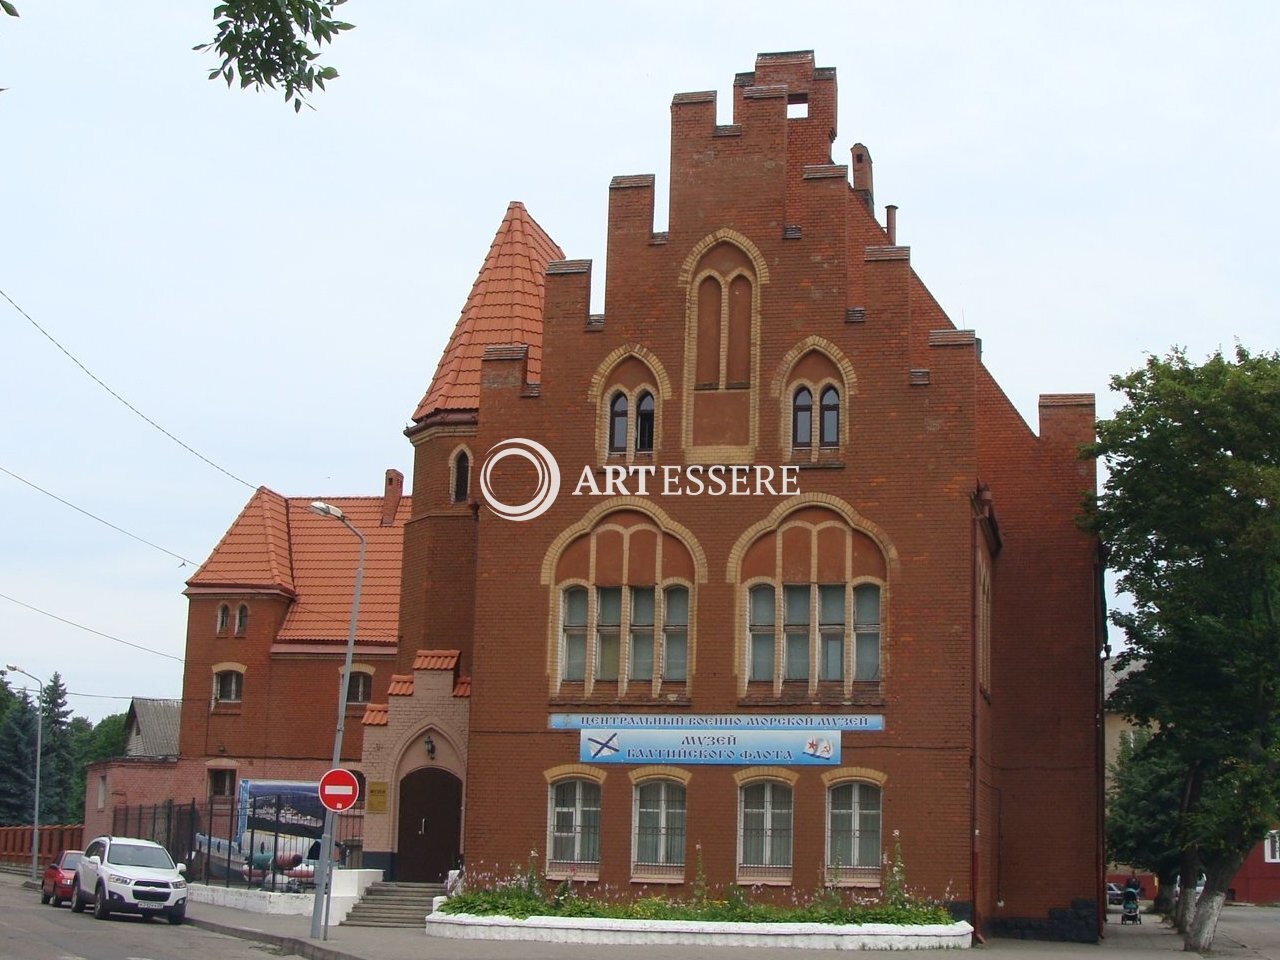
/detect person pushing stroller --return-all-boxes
[1121,876,1142,924]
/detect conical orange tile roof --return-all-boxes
[412,201,563,422]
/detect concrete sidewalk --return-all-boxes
[180,895,1210,960]
[4,871,1238,959]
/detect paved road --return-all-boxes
[6,870,1280,960]
[0,880,279,960]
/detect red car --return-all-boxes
[41,850,82,907]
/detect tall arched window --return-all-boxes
[235,604,249,636]
[819,386,840,447]
[635,392,655,452]
[792,388,812,449]
[608,393,628,453]
[216,604,230,634]
[452,451,470,503]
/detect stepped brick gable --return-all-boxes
[389,51,1103,940]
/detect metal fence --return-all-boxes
[111,796,363,889]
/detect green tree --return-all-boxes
[1106,728,1184,913]
[38,673,75,824]
[89,713,128,763]
[1090,346,1280,952]
[195,0,352,112]
[0,673,15,726]
[0,692,37,826]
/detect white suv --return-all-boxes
[71,836,187,924]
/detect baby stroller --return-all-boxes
[1120,884,1142,924]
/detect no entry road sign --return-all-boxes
[318,768,360,812]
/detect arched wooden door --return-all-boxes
[396,768,462,882]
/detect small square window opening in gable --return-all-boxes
[787,94,809,120]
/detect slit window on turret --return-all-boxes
[452,452,470,503]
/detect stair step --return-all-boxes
[339,879,449,927]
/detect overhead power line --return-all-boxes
[0,592,184,663]
[0,464,198,566]
[0,286,256,491]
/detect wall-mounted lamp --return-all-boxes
[424,735,436,760]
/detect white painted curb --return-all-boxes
[425,912,973,949]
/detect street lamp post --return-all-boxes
[6,664,44,883]
[306,501,366,942]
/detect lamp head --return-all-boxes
[309,501,345,520]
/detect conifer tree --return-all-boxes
[0,692,36,826]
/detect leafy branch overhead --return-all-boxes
[195,1,353,112]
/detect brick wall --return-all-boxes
[396,51,1100,936]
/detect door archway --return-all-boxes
[396,767,462,882]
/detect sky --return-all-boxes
[1,2,1277,723]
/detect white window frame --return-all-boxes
[746,580,882,694]
[737,780,793,883]
[214,670,243,703]
[547,779,601,879]
[825,781,883,885]
[631,779,686,880]
[1266,831,1280,863]
[346,671,372,704]
[559,580,690,697]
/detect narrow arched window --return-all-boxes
[792,388,813,449]
[635,392,655,452]
[819,386,840,447]
[452,452,470,503]
[235,604,249,636]
[216,604,230,634]
[608,393,628,453]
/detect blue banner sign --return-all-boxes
[549,713,884,731]
[579,727,841,765]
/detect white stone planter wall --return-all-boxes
[189,868,382,925]
[425,911,973,950]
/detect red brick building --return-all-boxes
[367,51,1105,940]
[85,472,411,840]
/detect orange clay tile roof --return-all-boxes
[362,704,388,726]
[387,674,415,697]
[186,489,411,646]
[453,675,471,698]
[412,202,564,422]
[413,650,460,671]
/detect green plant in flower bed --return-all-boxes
[440,884,950,925]
[441,843,951,926]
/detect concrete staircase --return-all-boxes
[341,881,445,927]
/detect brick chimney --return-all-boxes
[381,469,404,526]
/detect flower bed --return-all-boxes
[428,844,969,949]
